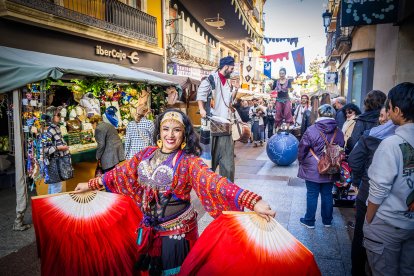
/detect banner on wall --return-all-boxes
[291,47,305,76]
[243,57,255,83]
[263,61,271,79]
[325,72,338,84]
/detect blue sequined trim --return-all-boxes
[163,266,181,276]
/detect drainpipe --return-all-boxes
[162,0,168,73]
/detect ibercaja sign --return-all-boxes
[95,45,140,64]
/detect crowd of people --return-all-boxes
[295,83,414,276]
[37,55,413,275]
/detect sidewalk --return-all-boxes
[0,142,353,275]
[197,142,353,276]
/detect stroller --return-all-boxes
[333,161,356,207]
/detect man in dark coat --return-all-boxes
[333,96,346,129]
[348,106,397,276]
[346,90,386,154]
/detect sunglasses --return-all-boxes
[346,110,354,114]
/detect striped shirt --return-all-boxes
[124,118,155,160]
[43,123,68,157]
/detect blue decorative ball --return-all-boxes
[266,132,299,166]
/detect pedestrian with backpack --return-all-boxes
[297,104,345,228]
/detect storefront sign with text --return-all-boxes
[95,45,140,64]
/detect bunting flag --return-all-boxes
[264,37,299,47]
[291,47,306,76]
[261,52,289,62]
[263,61,272,78]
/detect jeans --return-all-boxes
[352,199,368,276]
[211,135,235,182]
[303,180,333,225]
[251,121,261,142]
[48,182,62,194]
[267,118,275,138]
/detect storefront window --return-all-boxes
[351,61,363,107]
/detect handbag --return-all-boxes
[58,154,74,181]
[44,154,73,183]
[95,160,103,178]
[210,118,232,136]
[231,113,242,141]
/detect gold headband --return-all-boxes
[161,111,184,126]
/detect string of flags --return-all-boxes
[262,47,305,77]
[264,37,299,47]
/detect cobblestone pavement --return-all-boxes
[0,142,354,275]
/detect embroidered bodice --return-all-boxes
[137,149,188,218]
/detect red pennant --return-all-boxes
[261,52,290,62]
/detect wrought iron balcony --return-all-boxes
[9,0,157,44]
[167,33,219,67]
[325,26,352,60]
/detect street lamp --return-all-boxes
[322,10,332,33]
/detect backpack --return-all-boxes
[310,129,344,175]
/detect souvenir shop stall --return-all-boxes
[0,46,174,196]
[132,67,202,125]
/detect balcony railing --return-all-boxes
[326,26,352,58]
[9,0,157,44]
[244,0,254,9]
[167,33,219,67]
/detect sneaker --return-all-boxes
[300,218,315,229]
[260,141,263,146]
[323,224,332,228]
[253,143,258,147]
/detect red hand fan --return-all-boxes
[32,191,142,276]
[180,211,321,276]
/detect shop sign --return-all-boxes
[167,63,211,79]
[341,0,398,27]
[325,72,338,84]
[95,45,140,64]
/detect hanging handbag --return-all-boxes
[95,160,103,177]
[58,154,74,181]
[44,155,62,184]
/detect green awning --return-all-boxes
[0,46,174,93]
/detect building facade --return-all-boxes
[0,0,165,71]
[166,0,265,91]
[324,0,414,108]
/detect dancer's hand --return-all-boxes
[74,183,91,193]
[254,200,276,222]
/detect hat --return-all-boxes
[106,106,118,116]
[219,56,235,68]
[318,104,336,118]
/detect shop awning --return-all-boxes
[131,67,200,90]
[0,46,174,93]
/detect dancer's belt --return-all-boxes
[158,216,197,237]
